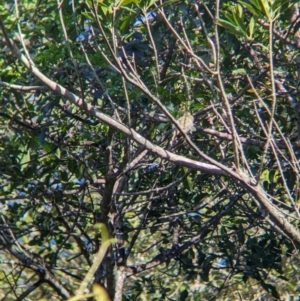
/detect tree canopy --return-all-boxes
[0,0,300,300]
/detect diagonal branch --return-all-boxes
[1,18,300,250]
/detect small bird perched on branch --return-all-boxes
[168,112,194,149]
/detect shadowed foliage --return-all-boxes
[0,0,300,300]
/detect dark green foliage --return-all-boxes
[0,0,300,300]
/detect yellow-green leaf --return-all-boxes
[237,3,243,18]
[93,284,111,301]
[248,16,255,39]
[259,0,270,19]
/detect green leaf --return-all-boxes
[259,0,271,19]
[154,0,180,10]
[55,148,61,159]
[237,3,243,18]
[232,5,247,34]
[232,68,247,75]
[218,19,244,36]
[146,0,158,9]
[184,175,193,191]
[223,10,236,25]
[20,150,30,170]
[251,0,265,11]
[41,142,53,152]
[119,13,136,33]
[238,1,260,16]
[248,16,255,39]
[117,0,140,7]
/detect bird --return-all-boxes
[176,112,194,134]
[168,112,194,149]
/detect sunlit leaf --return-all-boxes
[93,284,111,301]
[218,19,244,36]
[259,0,271,19]
[248,16,255,39]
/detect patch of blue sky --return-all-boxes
[73,178,86,185]
[134,11,157,26]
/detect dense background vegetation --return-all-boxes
[1,0,300,300]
